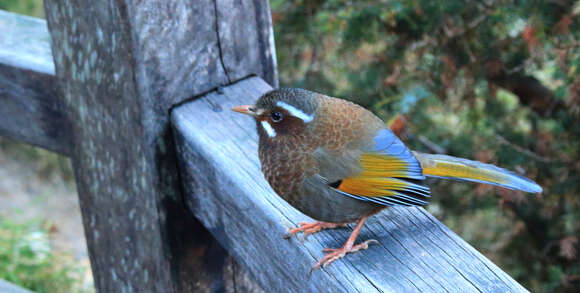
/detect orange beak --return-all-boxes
[231,105,257,117]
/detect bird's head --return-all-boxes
[232,88,319,141]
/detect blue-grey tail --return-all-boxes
[413,152,542,193]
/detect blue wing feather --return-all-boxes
[372,129,425,180]
[331,129,431,207]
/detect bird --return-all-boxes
[232,88,542,270]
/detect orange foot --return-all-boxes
[284,221,347,240]
[310,215,378,271]
[313,239,378,270]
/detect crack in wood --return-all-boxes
[213,0,232,83]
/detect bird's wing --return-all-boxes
[329,129,431,207]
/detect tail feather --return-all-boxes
[413,152,542,193]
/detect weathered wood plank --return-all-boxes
[0,280,33,293]
[0,10,71,155]
[42,0,276,292]
[0,10,54,75]
[171,76,529,293]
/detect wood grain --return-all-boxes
[0,10,71,155]
[172,76,529,293]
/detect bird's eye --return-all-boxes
[270,111,283,122]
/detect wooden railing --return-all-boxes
[0,3,527,292]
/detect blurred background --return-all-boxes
[1,0,579,292]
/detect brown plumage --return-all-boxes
[232,88,542,270]
[257,90,384,223]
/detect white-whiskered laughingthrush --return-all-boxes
[232,88,542,270]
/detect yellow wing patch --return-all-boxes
[338,177,411,197]
[334,153,431,206]
[356,153,418,178]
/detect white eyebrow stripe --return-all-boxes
[276,101,314,123]
[261,120,277,137]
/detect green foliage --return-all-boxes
[0,0,43,17]
[272,0,580,291]
[0,217,87,293]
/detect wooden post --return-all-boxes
[41,0,276,291]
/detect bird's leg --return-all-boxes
[284,221,347,240]
[312,216,377,271]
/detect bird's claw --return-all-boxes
[284,221,346,240]
[311,239,378,272]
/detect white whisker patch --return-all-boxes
[261,120,276,137]
[276,101,314,122]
